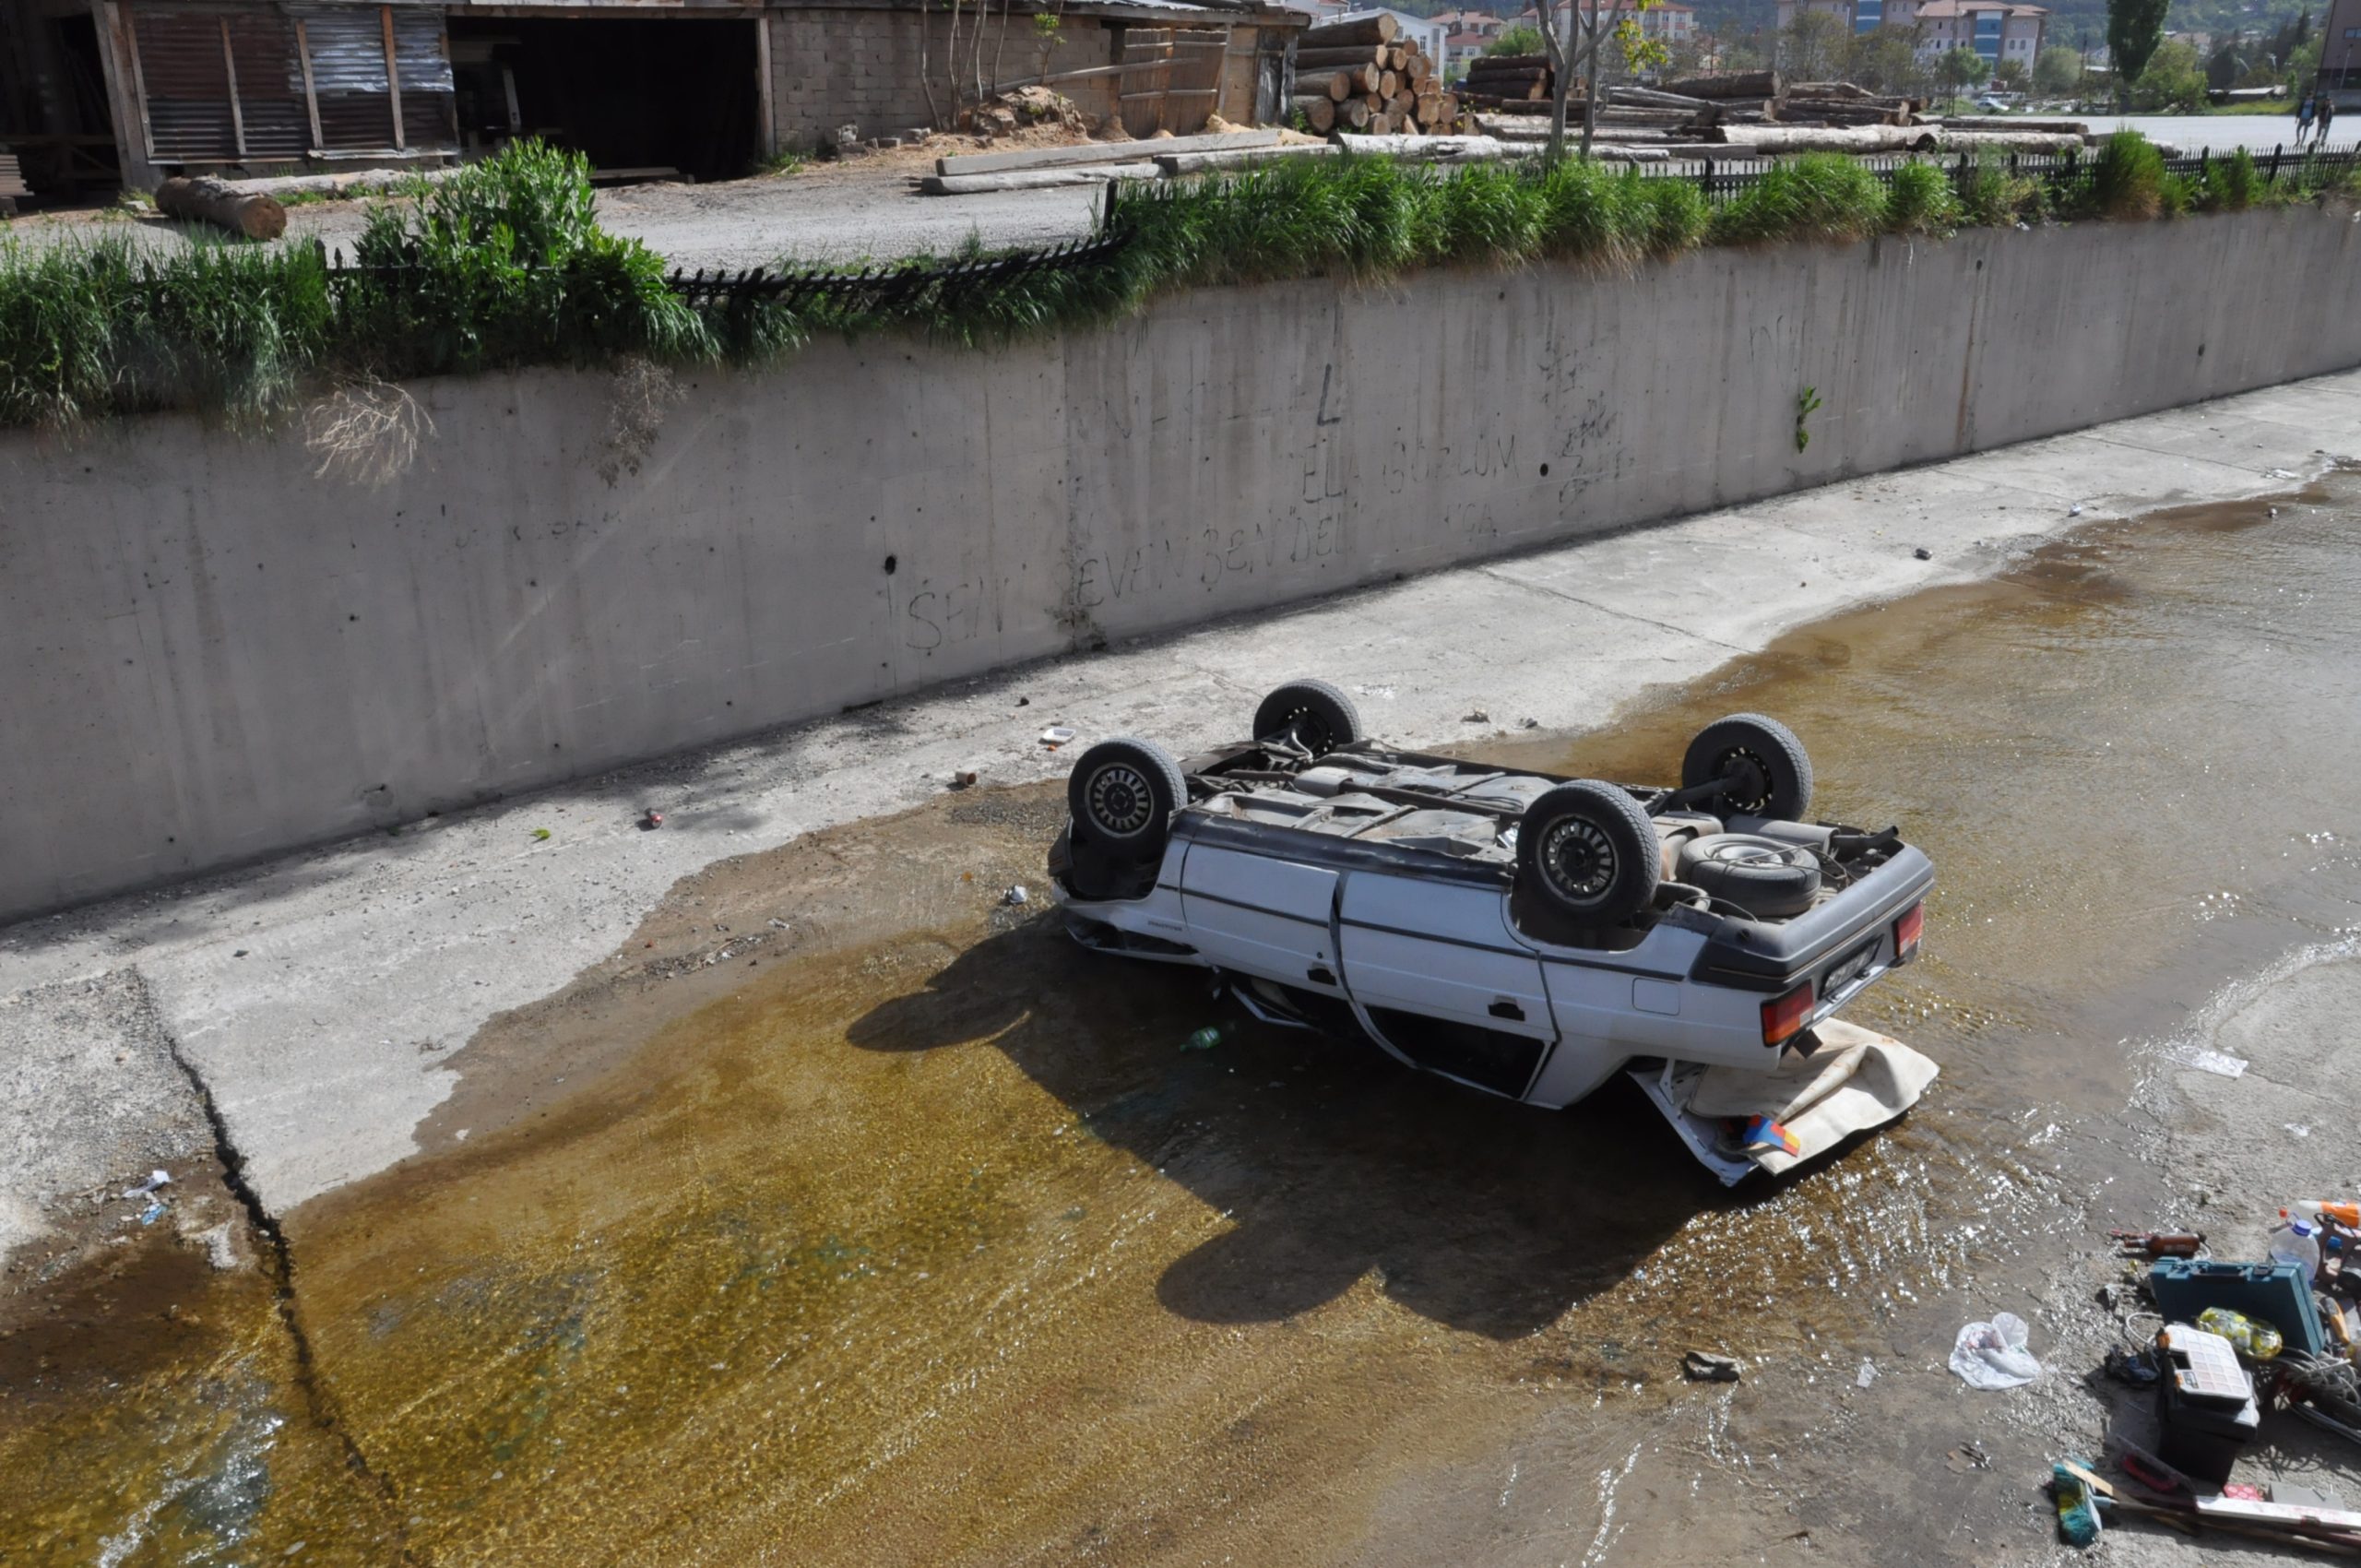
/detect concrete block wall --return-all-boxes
[5,208,2361,920]
[767,7,1118,148]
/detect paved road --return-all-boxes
[2078,112,2339,152]
[2,165,1108,269]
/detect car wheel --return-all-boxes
[1517,780,1661,924]
[1252,679,1362,756]
[1067,737,1187,861]
[1680,713,1813,820]
[1675,833,1823,920]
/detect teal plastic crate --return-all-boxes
[2149,1259,2327,1359]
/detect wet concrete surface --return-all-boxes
[7,477,2361,1563]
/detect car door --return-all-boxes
[1178,842,1347,1000]
[1335,871,1557,1099]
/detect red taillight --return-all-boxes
[1762,981,1815,1048]
[1894,901,1925,963]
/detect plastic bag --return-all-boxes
[2195,1306,2284,1361]
[1951,1311,2043,1389]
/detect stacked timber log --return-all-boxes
[1287,13,1465,136]
[1457,53,1552,114]
[1450,72,2094,157]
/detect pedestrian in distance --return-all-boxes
[2319,94,2338,147]
[2297,93,2316,141]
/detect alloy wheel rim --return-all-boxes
[1542,816,1616,902]
[1087,763,1156,837]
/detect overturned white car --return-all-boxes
[1048,680,1940,1182]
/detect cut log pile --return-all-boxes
[1458,70,2102,160]
[1287,13,1464,137]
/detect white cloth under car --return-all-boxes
[1685,1020,1941,1177]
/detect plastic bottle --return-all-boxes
[1183,1023,1232,1051]
[2271,1213,2323,1282]
[2286,1201,2361,1230]
[2196,1306,2284,1361]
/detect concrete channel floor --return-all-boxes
[4,370,2361,1265]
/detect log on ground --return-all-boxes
[1333,132,1511,160]
[1301,13,1396,45]
[1709,124,1937,152]
[937,128,1276,175]
[1604,85,1714,110]
[921,165,1164,194]
[1160,144,1341,173]
[1936,130,2085,152]
[154,175,287,240]
[1296,45,1392,69]
[1659,69,1781,100]
[1941,115,2092,135]
[1291,95,1338,132]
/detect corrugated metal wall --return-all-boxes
[129,3,455,161]
[392,8,455,148]
[224,12,308,157]
[133,10,236,160]
[295,7,397,149]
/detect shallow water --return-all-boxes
[9,479,2361,1565]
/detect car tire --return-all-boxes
[1517,780,1662,925]
[1067,737,1187,863]
[1681,713,1814,820]
[1253,679,1362,756]
[1676,833,1822,920]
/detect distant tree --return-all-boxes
[1939,44,1992,94]
[1845,26,1925,93]
[1660,35,1712,77]
[2034,42,2083,92]
[1779,7,1847,81]
[1530,0,1666,156]
[1487,21,1546,53]
[1993,56,2029,88]
[2203,30,2244,90]
[2285,35,2321,93]
[2133,37,2206,108]
[2107,0,2171,103]
[1717,30,1770,70]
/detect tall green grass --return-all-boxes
[1711,153,1890,245]
[1882,160,1963,234]
[2086,129,2168,220]
[0,130,2344,431]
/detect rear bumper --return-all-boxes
[1685,846,1934,994]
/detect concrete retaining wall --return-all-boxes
[6,208,2360,921]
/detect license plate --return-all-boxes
[1823,939,1879,996]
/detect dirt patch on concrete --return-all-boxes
[406,781,1067,1161]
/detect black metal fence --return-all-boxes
[297,137,2358,314]
[310,232,1128,316]
[1669,139,2361,208]
[659,232,1125,315]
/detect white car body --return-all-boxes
[1051,737,1936,1180]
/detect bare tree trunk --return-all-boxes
[1581,5,1601,158]
[1543,0,1572,160]
[946,0,965,120]
[971,0,991,107]
[992,0,1011,102]
[919,0,943,127]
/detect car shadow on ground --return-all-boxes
[848,914,1743,1342]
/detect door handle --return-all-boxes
[1489,999,1525,1022]
[1308,966,1337,986]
